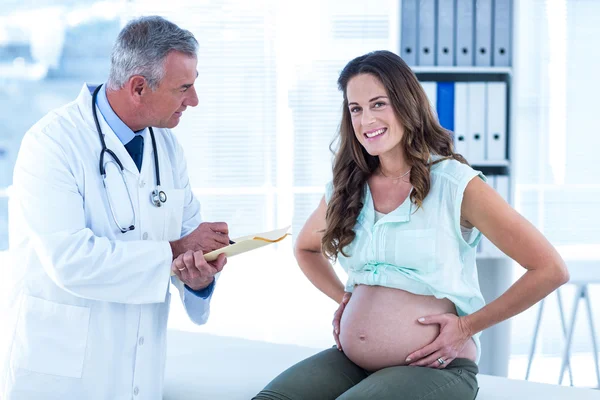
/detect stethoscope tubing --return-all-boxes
[91,84,166,232]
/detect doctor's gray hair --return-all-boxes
[107,16,198,91]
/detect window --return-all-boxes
[130,0,400,346]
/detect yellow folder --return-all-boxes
[171,226,291,275]
[203,225,291,261]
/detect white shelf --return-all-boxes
[411,66,513,74]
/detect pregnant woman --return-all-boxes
[253,50,568,399]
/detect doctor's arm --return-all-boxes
[13,130,173,304]
[167,138,225,324]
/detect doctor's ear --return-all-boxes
[128,76,148,99]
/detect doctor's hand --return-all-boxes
[332,292,352,351]
[171,250,227,291]
[170,222,230,259]
[405,313,473,369]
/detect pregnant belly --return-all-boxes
[339,285,477,371]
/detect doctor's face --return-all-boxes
[141,51,199,129]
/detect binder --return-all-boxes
[456,0,475,66]
[485,82,508,161]
[467,83,486,162]
[453,82,469,157]
[475,0,492,66]
[436,82,455,132]
[493,0,512,66]
[421,82,437,115]
[418,0,436,66]
[436,0,455,66]
[401,0,418,65]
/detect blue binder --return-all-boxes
[436,82,455,132]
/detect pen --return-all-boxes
[229,239,235,245]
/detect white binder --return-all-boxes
[456,0,475,66]
[436,0,455,66]
[493,0,512,66]
[475,0,493,66]
[418,0,436,66]
[486,82,508,162]
[401,0,418,65]
[467,83,486,162]
[420,82,437,115]
[453,82,469,157]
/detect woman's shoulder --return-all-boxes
[324,181,334,203]
[430,157,485,186]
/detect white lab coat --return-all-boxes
[1,84,213,399]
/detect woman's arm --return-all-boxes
[294,196,346,303]
[460,178,569,336]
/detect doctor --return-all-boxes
[1,16,230,399]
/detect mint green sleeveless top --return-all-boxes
[325,158,487,362]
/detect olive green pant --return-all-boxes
[253,347,479,400]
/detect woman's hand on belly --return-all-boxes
[406,313,474,369]
[332,292,352,351]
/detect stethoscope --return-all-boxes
[92,84,167,233]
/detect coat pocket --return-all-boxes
[163,189,185,241]
[11,296,90,378]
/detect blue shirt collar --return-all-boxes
[95,83,137,145]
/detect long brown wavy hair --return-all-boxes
[322,50,468,261]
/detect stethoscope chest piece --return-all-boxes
[151,188,167,207]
